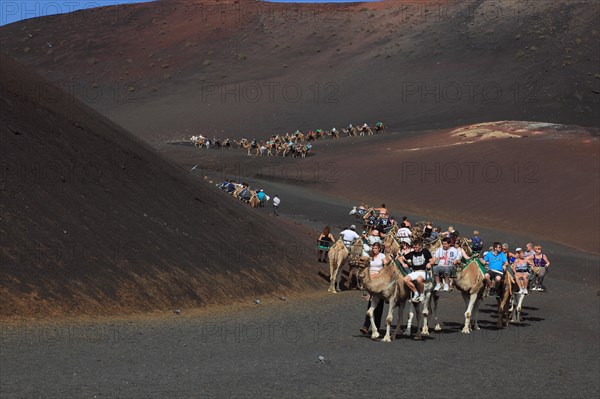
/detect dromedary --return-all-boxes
[346,239,366,290]
[327,239,349,293]
[453,257,487,333]
[234,139,260,156]
[356,256,417,341]
[249,192,260,208]
[497,269,515,328]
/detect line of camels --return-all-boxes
[327,222,525,342]
[189,122,386,156]
[219,181,263,208]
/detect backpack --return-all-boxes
[471,236,482,251]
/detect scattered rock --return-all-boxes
[254,299,261,305]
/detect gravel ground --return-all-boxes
[1,245,598,398]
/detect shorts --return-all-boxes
[408,270,427,281]
[433,265,455,276]
[487,269,503,279]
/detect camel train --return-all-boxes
[325,208,533,342]
[188,121,386,156]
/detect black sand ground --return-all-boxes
[1,191,598,398]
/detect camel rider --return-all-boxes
[396,222,412,244]
[376,214,391,233]
[480,242,508,295]
[362,229,381,256]
[357,203,367,217]
[397,239,434,303]
[433,237,460,292]
[366,213,378,229]
[257,189,266,206]
[340,225,360,250]
[376,121,383,128]
[251,139,258,148]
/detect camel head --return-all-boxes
[356,256,372,280]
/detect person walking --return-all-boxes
[272,195,280,216]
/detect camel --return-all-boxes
[298,144,311,158]
[249,192,260,208]
[327,239,350,293]
[327,129,340,139]
[453,257,487,333]
[383,234,401,258]
[361,126,374,136]
[346,239,366,290]
[427,236,442,253]
[234,139,260,156]
[393,255,439,336]
[420,279,440,335]
[497,269,515,328]
[386,224,399,238]
[342,127,359,137]
[356,255,418,341]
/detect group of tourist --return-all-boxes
[218,180,280,215]
[317,204,552,336]
[319,204,552,300]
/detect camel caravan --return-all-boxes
[318,204,550,341]
[188,121,386,156]
[216,179,271,209]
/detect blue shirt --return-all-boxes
[484,251,507,272]
[257,192,265,201]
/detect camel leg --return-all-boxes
[404,302,414,337]
[421,292,431,336]
[472,293,482,330]
[382,296,397,342]
[367,296,381,340]
[328,257,340,293]
[462,292,479,333]
[413,302,423,340]
[517,293,525,322]
[496,296,504,328]
[334,261,344,292]
[392,300,405,340]
[432,294,441,332]
[510,293,518,323]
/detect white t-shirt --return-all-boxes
[397,227,412,243]
[434,247,459,266]
[370,253,386,273]
[273,197,280,206]
[340,230,360,246]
